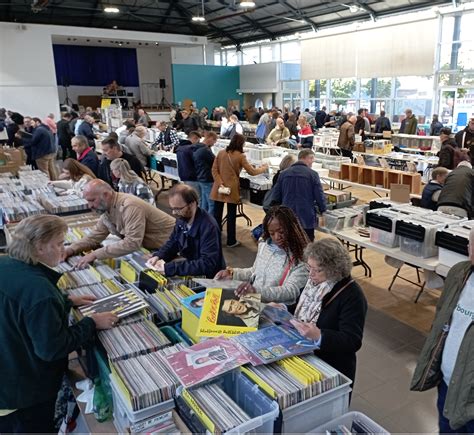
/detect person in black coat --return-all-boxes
[98,136,145,190]
[289,238,368,384]
[57,113,73,160]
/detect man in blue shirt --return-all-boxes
[273,149,327,241]
[147,184,225,278]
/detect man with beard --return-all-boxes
[147,184,225,278]
[63,179,175,268]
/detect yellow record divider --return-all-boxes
[240,366,278,399]
[181,388,216,433]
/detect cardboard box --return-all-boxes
[328,169,341,179]
[325,189,351,203]
[2,148,25,167]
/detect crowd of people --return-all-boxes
[1,101,474,433]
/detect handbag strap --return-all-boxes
[323,279,354,308]
[227,152,239,178]
[279,257,294,286]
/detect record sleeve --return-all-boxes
[78,288,149,319]
[232,324,318,365]
[165,337,250,388]
[197,288,262,337]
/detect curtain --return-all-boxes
[301,19,437,80]
[52,45,139,87]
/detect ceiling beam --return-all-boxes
[173,1,240,46]
[160,1,175,26]
[276,0,319,28]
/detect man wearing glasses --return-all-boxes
[147,184,225,278]
[64,179,175,269]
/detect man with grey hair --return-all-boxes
[437,160,474,218]
[400,108,418,135]
[411,226,474,432]
[125,125,153,167]
[272,149,327,241]
[63,179,175,268]
[71,135,99,175]
[77,114,98,148]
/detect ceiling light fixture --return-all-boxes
[239,1,256,8]
[191,0,206,23]
[104,6,120,13]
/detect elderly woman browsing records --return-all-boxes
[282,238,368,382]
[215,206,309,305]
[0,215,117,433]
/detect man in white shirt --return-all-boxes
[411,227,474,432]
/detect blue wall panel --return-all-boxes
[171,65,242,109]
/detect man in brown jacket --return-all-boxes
[337,115,356,159]
[64,179,175,268]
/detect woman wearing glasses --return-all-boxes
[215,206,309,306]
[290,238,368,383]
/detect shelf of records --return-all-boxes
[0,168,89,225]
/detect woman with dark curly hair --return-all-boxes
[215,206,309,305]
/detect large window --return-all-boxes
[435,11,474,130]
[241,46,260,65]
[261,45,280,63]
[281,41,301,62]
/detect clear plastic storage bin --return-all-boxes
[176,370,279,434]
[369,227,399,248]
[308,411,390,434]
[110,376,175,425]
[396,212,466,258]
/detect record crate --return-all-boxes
[274,371,352,433]
[110,375,175,428]
[176,370,279,434]
[309,411,389,434]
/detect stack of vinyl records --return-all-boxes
[111,343,186,411]
[58,268,105,290]
[94,264,119,281]
[146,283,195,322]
[242,354,344,409]
[65,225,97,244]
[0,196,46,223]
[37,193,89,214]
[68,281,120,299]
[99,320,172,362]
[183,383,251,432]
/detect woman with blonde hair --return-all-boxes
[50,158,96,196]
[0,215,117,433]
[110,158,155,205]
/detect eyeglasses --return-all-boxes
[170,204,190,213]
[305,264,324,274]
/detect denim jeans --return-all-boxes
[199,182,215,215]
[437,380,474,433]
